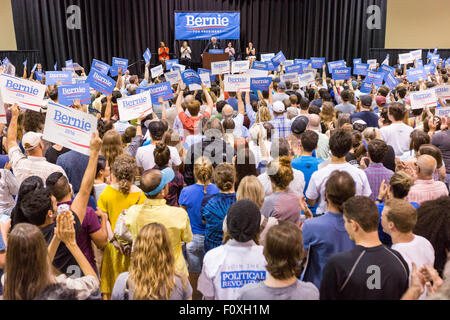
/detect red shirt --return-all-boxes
[179,111,211,136]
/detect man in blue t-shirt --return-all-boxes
[301,171,356,289]
[350,95,379,128]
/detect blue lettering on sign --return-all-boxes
[5,79,39,96]
[175,12,240,40]
[229,77,246,83]
[221,270,266,289]
[54,110,92,133]
[122,97,148,109]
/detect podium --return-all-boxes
[202,53,229,70]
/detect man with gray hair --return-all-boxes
[273,81,290,103]
[307,114,330,160]
[406,155,448,205]
[220,91,245,138]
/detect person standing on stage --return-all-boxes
[225,42,236,61]
[180,41,192,68]
[203,37,221,54]
[158,42,170,68]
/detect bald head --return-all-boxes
[140,169,162,196]
[416,155,437,178]
[222,105,233,118]
[307,114,320,130]
[184,95,195,104]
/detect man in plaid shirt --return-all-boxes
[269,101,291,139]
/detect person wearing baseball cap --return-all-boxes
[350,95,380,128]
[291,115,309,138]
[269,101,291,139]
[6,104,67,185]
[273,82,290,103]
[198,200,267,300]
[118,167,193,277]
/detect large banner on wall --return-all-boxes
[175,12,240,40]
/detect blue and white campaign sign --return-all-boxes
[331,67,351,80]
[199,73,212,89]
[380,64,395,75]
[384,72,400,90]
[250,77,272,91]
[271,51,286,67]
[367,59,377,69]
[353,58,362,65]
[280,72,299,84]
[35,71,44,81]
[406,67,427,83]
[224,74,250,92]
[58,83,91,106]
[23,59,27,68]
[73,76,87,84]
[164,70,182,85]
[252,61,269,71]
[435,85,450,100]
[327,60,346,73]
[245,68,269,78]
[43,101,97,156]
[175,12,240,40]
[86,69,116,95]
[45,71,73,85]
[198,68,216,83]
[285,64,303,74]
[211,60,230,75]
[151,65,164,79]
[417,59,424,68]
[182,69,202,86]
[172,63,186,72]
[410,50,422,61]
[110,57,128,77]
[311,57,325,69]
[295,59,311,68]
[65,60,74,70]
[365,71,384,85]
[117,91,152,121]
[231,60,250,74]
[141,81,174,104]
[359,80,379,94]
[267,62,277,72]
[54,62,58,71]
[260,53,275,62]
[353,63,370,76]
[399,53,414,65]
[436,107,450,117]
[143,48,152,64]
[165,59,179,70]
[410,89,437,109]
[91,59,110,75]
[283,60,294,67]
[424,64,435,75]
[209,49,224,54]
[298,72,316,88]
[31,64,38,73]
[0,74,46,112]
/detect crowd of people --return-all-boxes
[0,47,449,301]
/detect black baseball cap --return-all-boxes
[291,115,309,135]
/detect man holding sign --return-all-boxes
[117,91,152,121]
[0,74,46,112]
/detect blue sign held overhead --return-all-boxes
[175,12,240,40]
[198,68,216,83]
[250,77,272,91]
[110,57,129,77]
[406,67,427,83]
[91,59,111,75]
[311,57,325,69]
[181,69,202,86]
[365,71,384,85]
[285,64,303,74]
[138,81,174,104]
[58,83,91,106]
[384,72,400,90]
[143,48,152,64]
[328,60,346,73]
[353,58,362,65]
[165,59,179,70]
[331,67,351,80]
[45,71,73,85]
[353,63,370,76]
[271,51,287,67]
[86,69,116,95]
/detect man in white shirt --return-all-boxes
[136,120,181,172]
[272,82,290,103]
[380,102,414,156]
[306,129,371,215]
[381,198,435,299]
[221,91,245,138]
[306,114,330,160]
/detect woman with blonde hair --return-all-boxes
[111,223,192,300]
[97,154,146,300]
[255,106,273,124]
[362,127,396,172]
[101,129,124,167]
[260,156,302,225]
[320,102,336,131]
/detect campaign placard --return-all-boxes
[311,57,325,69]
[410,89,438,109]
[367,59,377,69]
[353,58,362,65]
[65,60,74,70]
[151,65,164,79]
[252,61,268,71]
[164,70,182,85]
[267,62,277,72]
[174,12,240,40]
[110,57,128,77]
[380,64,396,75]
[384,72,400,90]
[436,107,450,117]
[117,91,152,121]
[86,69,116,95]
[182,69,202,87]
[260,53,275,62]
[58,83,91,106]
[231,60,250,74]
[435,85,450,100]
[250,77,272,91]
[424,64,435,75]
[331,67,351,80]
[165,59,179,70]
[280,72,299,84]
[245,69,269,78]
[172,63,186,72]
[285,64,303,74]
[198,68,216,83]
[295,59,311,69]
[224,75,250,92]
[139,81,174,104]
[45,71,73,85]
[298,72,316,88]
[0,74,46,112]
[353,63,370,76]
[410,49,422,61]
[406,67,427,83]
[399,53,414,65]
[73,76,87,84]
[35,71,44,81]
[199,72,211,89]
[91,59,110,75]
[211,61,230,75]
[327,60,346,73]
[143,48,152,64]
[283,60,294,67]
[43,101,97,156]
[31,64,38,73]
[365,71,384,85]
[271,51,286,67]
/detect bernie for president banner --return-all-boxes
[175,12,240,40]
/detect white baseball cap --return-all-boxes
[22,132,43,151]
[272,101,286,113]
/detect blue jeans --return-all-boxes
[185,234,205,273]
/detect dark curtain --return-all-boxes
[12,0,386,76]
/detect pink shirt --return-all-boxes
[406,179,449,205]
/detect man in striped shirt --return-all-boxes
[269,101,291,139]
[406,155,449,205]
[363,139,394,202]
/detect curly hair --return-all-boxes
[111,154,136,195]
[101,129,124,166]
[213,163,235,192]
[267,156,293,191]
[23,110,46,133]
[255,106,272,123]
[129,223,188,300]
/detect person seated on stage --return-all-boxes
[245,42,256,60]
[158,41,170,67]
[180,41,192,68]
[203,37,221,54]
[225,42,236,61]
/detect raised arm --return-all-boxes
[115,68,123,90]
[22,65,27,79]
[202,83,213,115]
[159,97,167,121]
[7,104,19,150]
[103,94,112,122]
[268,81,274,105]
[144,62,150,83]
[70,132,102,223]
[176,80,185,115]
[237,90,245,115]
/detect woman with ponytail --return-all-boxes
[97,154,145,300]
[112,223,192,300]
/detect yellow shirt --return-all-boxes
[125,198,193,276]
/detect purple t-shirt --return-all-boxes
[59,201,101,273]
[260,191,301,225]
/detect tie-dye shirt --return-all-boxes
[201,193,236,252]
